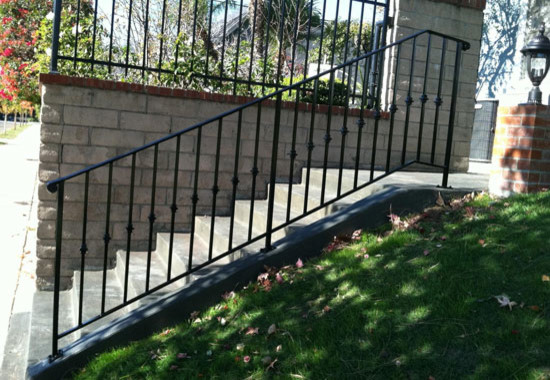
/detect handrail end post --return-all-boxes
[50,0,63,74]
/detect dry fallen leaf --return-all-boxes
[528,305,541,312]
[190,311,200,320]
[236,343,245,351]
[495,294,517,311]
[266,358,278,371]
[323,305,331,313]
[159,329,173,336]
[276,344,282,352]
[267,324,277,335]
[245,327,259,335]
[222,291,236,300]
[436,192,445,207]
[275,272,284,284]
[543,275,550,282]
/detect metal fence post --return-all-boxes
[50,0,63,74]
[442,41,464,188]
[264,93,283,251]
[49,182,64,361]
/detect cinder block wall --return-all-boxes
[387,0,485,171]
[38,76,397,289]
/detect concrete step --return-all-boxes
[233,197,320,241]
[194,215,264,260]
[72,269,128,337]
[307,168,384,193]
[273,179,384,216]
[114,250,184,305]
[155,232,210,277]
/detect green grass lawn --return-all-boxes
[0,122,31,140]
[75,191,550,380]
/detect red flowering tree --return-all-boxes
[0,0,47,128]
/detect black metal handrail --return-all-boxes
[46,29,469,361]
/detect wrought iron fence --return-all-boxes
[49,0,388,100]
[45,29,469,361]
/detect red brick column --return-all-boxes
[489,105,550,196]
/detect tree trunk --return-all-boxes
[13,112,17,129]
[249,0,265,57]
[2,115,6,134]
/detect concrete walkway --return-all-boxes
[0,123,40,379]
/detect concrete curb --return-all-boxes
[27,185,477,380]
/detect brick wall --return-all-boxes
[489,105,550,196]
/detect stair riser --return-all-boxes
[308,170,359,194]
[155,233,188,278]
[194,218,246,261]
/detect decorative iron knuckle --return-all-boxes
[289,149,298,159]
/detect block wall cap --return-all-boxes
[39,74,389,120]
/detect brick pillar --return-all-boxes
[489,105,550,196]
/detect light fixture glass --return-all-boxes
[521,24,550,104]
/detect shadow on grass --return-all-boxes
[77,192,550,380]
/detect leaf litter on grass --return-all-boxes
[75,191,550,380]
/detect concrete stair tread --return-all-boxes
[195,214,260,255]
[156,232,210,277]
[234,197,321,233]
[73,269,123,325]
[115,250,183,301]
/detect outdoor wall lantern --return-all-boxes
[521,23,550,104]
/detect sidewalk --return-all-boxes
[0,123,40,379]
